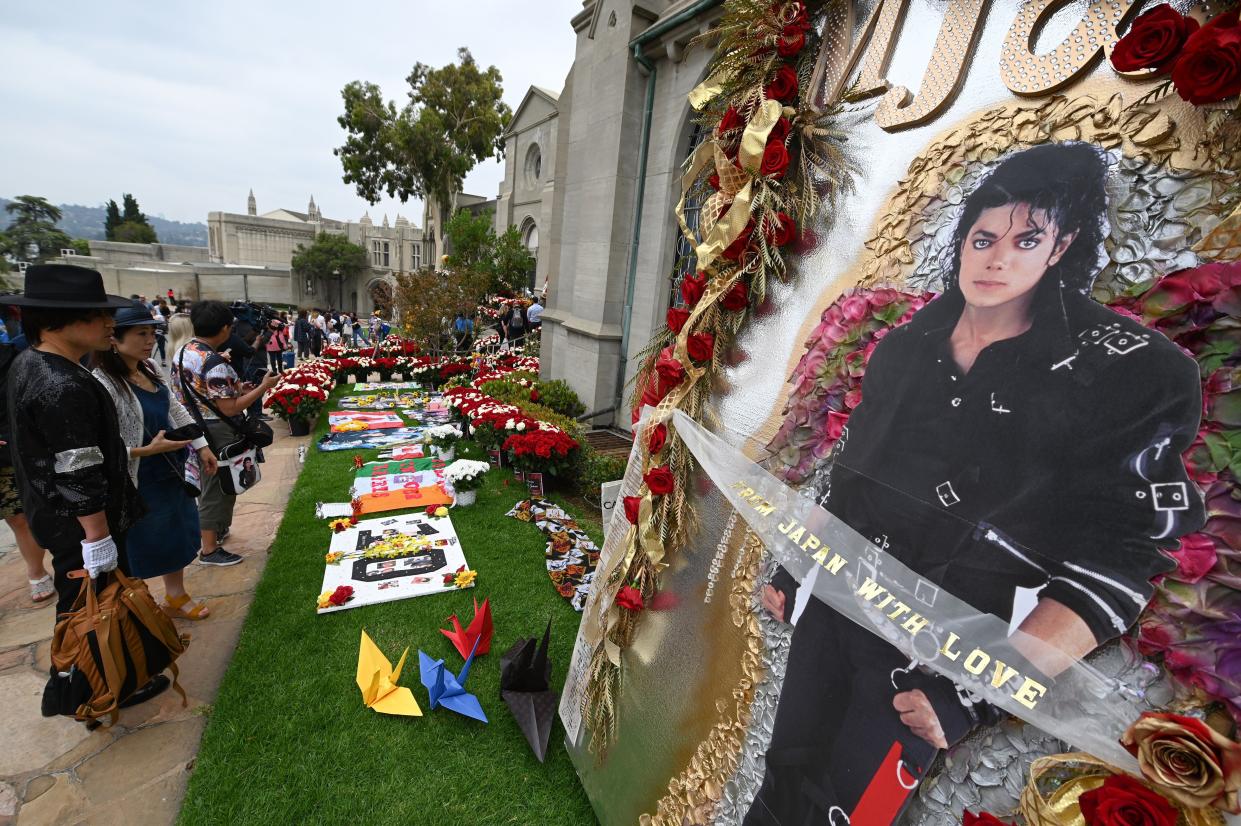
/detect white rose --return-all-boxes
[516,422,526,432]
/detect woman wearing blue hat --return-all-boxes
[92,302,219,620]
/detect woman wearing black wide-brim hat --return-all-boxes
[7,265,172,713]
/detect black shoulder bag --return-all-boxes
[177,346,273,496]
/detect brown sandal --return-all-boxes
[162,592,210,620]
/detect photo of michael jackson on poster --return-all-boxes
[744,143,1206,825]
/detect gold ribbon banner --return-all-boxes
[688,67,735,111]
[674,98,784,277]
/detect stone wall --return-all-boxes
[542,0,719,427]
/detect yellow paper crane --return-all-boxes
[356,629,423,716]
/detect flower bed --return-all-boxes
[265,361,336,421]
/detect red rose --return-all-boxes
[623,495,642,524]
[680,272,707,306]
[721,281,749,311]
[328,585,354,607]
[761,140,791,179]
[655,353,685,388]
[1173,10,1241,104]
[666,307,691,333]
[768,116,792,145]
[647,422,668,454]
[765,65,799,101]
[644,465,675,495]
[530,388,540,402]
[687,332,715,363]
[1111,5,1199,72]
[765,212,797,247]
[777,24,807,57]
[717,106,743,134]
[1079,774,1178,826]
[615,585,644,611]
[708,172,721,190]
[962,813,1012,826]
[723,219,757,262]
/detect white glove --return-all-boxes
[81,536,118,579]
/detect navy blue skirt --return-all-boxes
[128,383,200,578]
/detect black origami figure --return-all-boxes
[499,619,557,762]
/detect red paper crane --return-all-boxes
[440,596,493,660]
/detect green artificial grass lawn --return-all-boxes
[178,392,600,826]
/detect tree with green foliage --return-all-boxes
[443,209,494,271]
[492,226,535,294]
[442,210,535,295]
[104,199,121,240]
[292,232,369,307]
[113,221,158,244]
[335,48,511,227]
[121,193,146,225]
[69,238,92,256]
[3,195,72,263]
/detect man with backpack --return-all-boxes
[502,300,528,348]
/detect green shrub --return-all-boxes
[577,445,627,500]
[535,379,586,419]
[479,379,584,439]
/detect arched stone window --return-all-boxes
[669,120,709,308]
[521,218,539,291]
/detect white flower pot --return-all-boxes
[434,445,456,463]
[367,372,381,382]
[347,374,358,384]
[455,488,477,507]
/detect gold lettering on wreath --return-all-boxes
[1000,0,1141,96]
[873,0,990,130]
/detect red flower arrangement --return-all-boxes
[647,423,668,454]
[667,307,691,333]
[765,64,798,102]
[328,585,354,607]
[962,812,1012,826]
[623,495,641,524]
[1080,774,1178,826]
[687,332,715,363]
[644,465,675,495]
[1111,5,1241,104]
[615,584,644,611]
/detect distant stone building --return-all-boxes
[209,192,424,312]
[44,192,426,315]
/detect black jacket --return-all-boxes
[780,287,1204,643]
[8,349,144,547]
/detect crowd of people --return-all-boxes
[2,265,288,712]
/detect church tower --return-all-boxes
[247,189,256,216]
[308,195,320,222]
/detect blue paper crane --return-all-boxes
[418,633,488,723]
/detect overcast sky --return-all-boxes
[0,0,580,226]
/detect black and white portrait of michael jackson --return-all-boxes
[745,143,1206,826]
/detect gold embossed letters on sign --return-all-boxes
[1000,0,1141,96]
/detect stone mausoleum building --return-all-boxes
[496,0,724,430]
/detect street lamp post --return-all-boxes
[332,268,342,312]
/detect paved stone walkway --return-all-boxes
[0,428,307,825]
